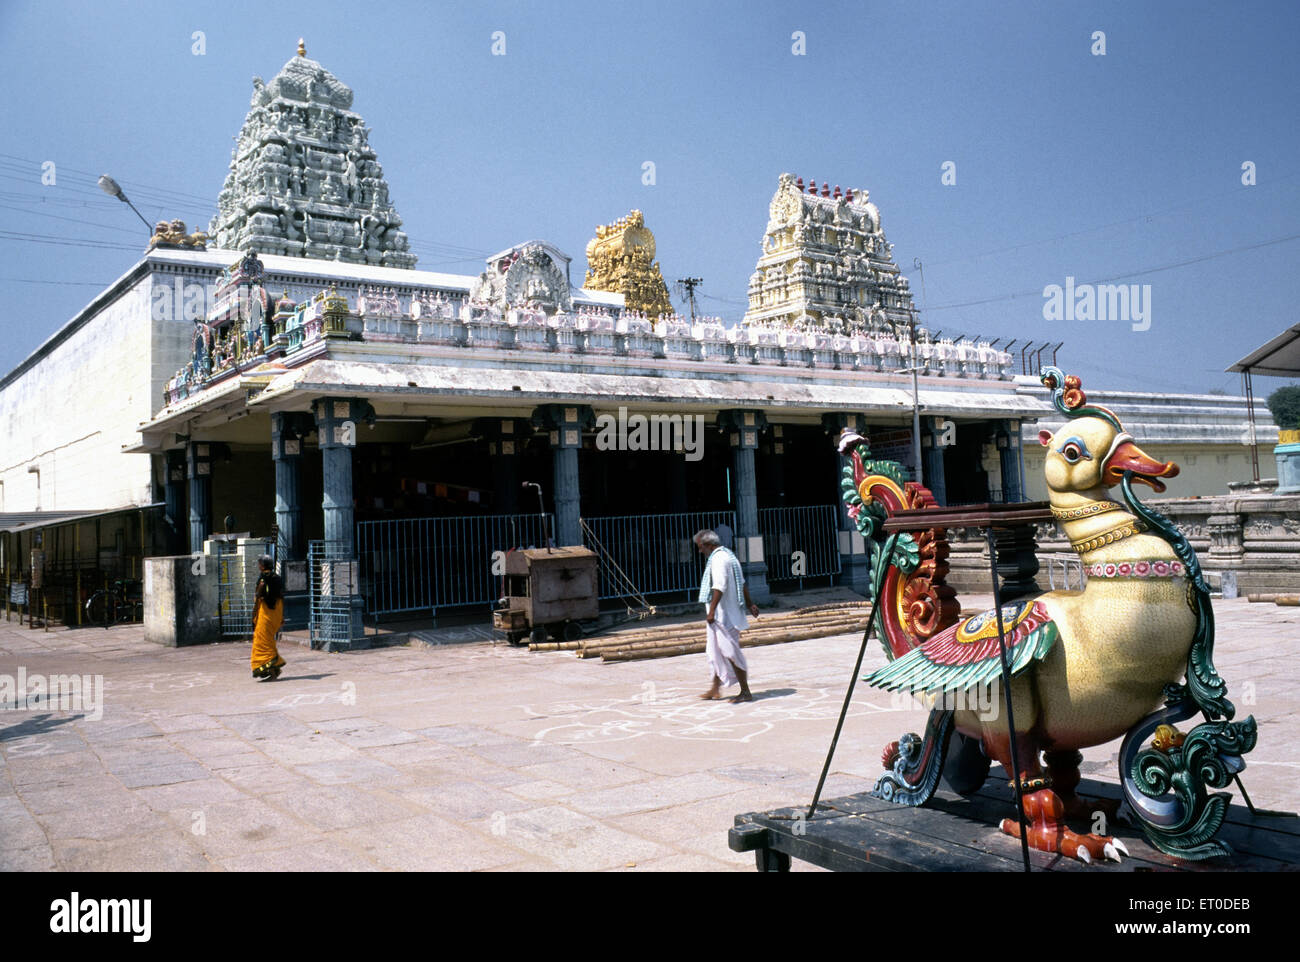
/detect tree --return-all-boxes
[1267,386,1300,431]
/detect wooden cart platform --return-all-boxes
[729,775,1300,872]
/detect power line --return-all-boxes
[0,277,112,286]
[909,168,1300,272]
[0,201,147,236]
[0,152,217,206]
[0,229,140,251]
[921,232,1300,313]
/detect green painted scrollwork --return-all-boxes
[1118,472,1255,858]
[1129,716,1258,859]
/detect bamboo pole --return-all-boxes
[600,618,868,665]
[576,615,868,657]
[788,601,871,615]
[527,606,874,653]
[600,621,869,663]
[577,608,868,647]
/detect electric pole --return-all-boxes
[677,277,703,323]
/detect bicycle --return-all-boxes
[84,579,143,629]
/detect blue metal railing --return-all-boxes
[581,510,736,600]
[356,513,553,616]
[309,539,358,648]
[758,505,842,585]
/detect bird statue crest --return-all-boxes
[837,367,1257,863]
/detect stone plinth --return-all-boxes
[144,556,221,647]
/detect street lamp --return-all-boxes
[97,174,152,233]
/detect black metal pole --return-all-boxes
[986,526,1032,872]
[807,533,899,819]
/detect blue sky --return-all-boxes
[1,0,1297,400]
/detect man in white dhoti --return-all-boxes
[694,529,760,703]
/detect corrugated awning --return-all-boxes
[1228,323,1300,376]
[0,503,164,534]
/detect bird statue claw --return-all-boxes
[999,788,1129,865]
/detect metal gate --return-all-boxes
[356,513,553,617]
[217,538,275,638]
[309,540,359,648]
[758,505,842,586]
[581,510,736,600]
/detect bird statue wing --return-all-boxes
[864,600,1058,695]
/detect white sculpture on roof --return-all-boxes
[470,242,575,316]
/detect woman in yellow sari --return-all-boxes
[250,555,286,680]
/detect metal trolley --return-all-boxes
[493,547,599,646]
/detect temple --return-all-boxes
[0,44,1284,647]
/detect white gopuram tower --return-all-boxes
[743,173,916,334]
[209,40,416,269]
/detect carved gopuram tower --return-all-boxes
[209,41,415,268]
[582,210,673,317]
[742,173,915,332]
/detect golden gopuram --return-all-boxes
[582,210,673,317]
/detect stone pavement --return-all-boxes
[0,596,1296,872]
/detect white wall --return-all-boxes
[0,282,157,511]
[1023,442,1265,501]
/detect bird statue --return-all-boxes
[838,368,1257,863]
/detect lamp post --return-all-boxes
[899,310,923,487]
[97,174,152,233]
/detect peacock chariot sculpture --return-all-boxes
[838,367,1257,863]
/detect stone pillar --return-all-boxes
[475,416,530,515]
[1207,513,1245,566]
[314,397,370,644]
[1276,430,1300,495]
[998,420,1023,503]
[186,442,213,555]
[271,412,311,561]
[532,404,594,547]
[314,398,368,554]
[720,410,771,603]
[164,450,186,555]
[821,412,873,595]
[922,421,948,505]
[271,412,312,630]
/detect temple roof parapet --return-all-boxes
[159,248,1015,410]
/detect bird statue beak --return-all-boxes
[1102,440,1179,492]
[837,430,865,455]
